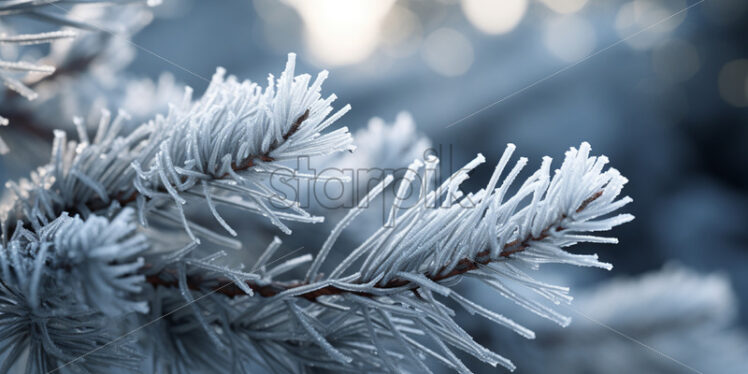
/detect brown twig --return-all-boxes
[145,191,603,301]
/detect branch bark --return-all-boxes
[145,191,604,301]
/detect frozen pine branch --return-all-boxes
[0,281,141,373]
[137,142,632,372]
[0,54,632,373]
[1,53,353,243]
[0,209,146,373]
[1,207,149,315]
[0,0,158,153]
[0,0,154,97]
[131,55,354,236]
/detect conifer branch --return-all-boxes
[0,0,158,152]
[145,190,603,301]
[91,108,311,211]
[0,54,632,373]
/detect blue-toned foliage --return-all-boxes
[0,6,635,371]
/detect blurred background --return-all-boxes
[2,0,748,372]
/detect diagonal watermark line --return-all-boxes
[47,245,307,374]
[119,37,210,83]
[45,2,210,84]
[563,304,705,374]
[445,0,705,129]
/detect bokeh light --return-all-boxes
[718,59,748,107]
[380,4,423,59]
[615,0,687,50]
[460,0,527,35]
[544,16,596,62]
[540,0,589,15]
[285,0,395,66]
[421,28,474,76]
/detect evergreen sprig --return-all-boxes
[0,54,631,373]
